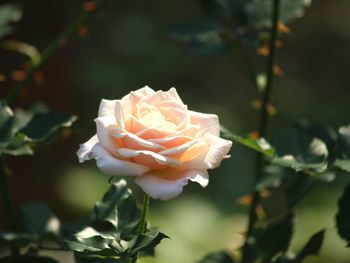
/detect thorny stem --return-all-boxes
[5,0,105,105]
[242,0,281,262]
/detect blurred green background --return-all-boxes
[2,0,350,262]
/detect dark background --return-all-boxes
[1,0,350,262]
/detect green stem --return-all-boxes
[241,1,281,262]
[0,158,17,231]
[137,194,150,236]
[5,0,105,105]
[130,194,150,263]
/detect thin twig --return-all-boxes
[241,1,281,262]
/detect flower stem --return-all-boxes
[0,158,17,231]
[130,194,150,263]
[241,0,281,262]
[137,194,150,236]
[5,0,105,105]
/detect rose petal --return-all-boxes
[148,135,193,148]
[116,148,180,166]
[110,128,166,151]
[189,110,220,137]
[158,139,199,156]
[98,99,125,129]
[204,133,233,169]
[135,169,209,200]
[89,144,149,176]
[167,87,184,104]
[95,116,120,156]
[77,135,99,163]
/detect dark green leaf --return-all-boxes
[272,128,328,172]
[0,255,58,263]
[220,125,275,157]
[168,17,227,55]
[20,202,61,235]
[94,180,140,238]
[0,232,36,247]
[0,100,15,153]
[20,112,76,142]
[256,214,294,262]
[0,3,22,38]
[128,228,168,256]
[293,230,325,263]
[284,173,315,208]
[245,0,311,28]
[198,251,236,263]
[336,182,350,247]
[334,125,350,172]
[65,180,167,260]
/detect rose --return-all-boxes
[77,86,232,200]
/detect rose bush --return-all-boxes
[77,86,232,200]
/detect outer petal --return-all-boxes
[135,169,209,200]
[89,144,149,176]
[204,133,232,169]
[167,87,184,104]
[189,110,220,137]
[76,135,99,163]
[98,99,125,129]
[95,115,123,157]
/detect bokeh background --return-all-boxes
[1,0,350,262]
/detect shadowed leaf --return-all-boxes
[293,230,325,263]
[198,251,236,263]
[336,182,350,247]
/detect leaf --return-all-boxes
[293,230,325,263]
[0,232,36,247]
[0,3,22,38]
[20,111,77,143]
[336,182,350,247]
[245,0,312,29]
[0,255,59,263]
[334,125,350,172]
[0,100,15,153]
[65,180,167,260]
[128,228,168,256]
[198,0,311,29]
[20,202,61,235]
[272,128,329,172]
[94,180,140,238]
[220,125,275,157]
[198,251,237,263]
[255,213,294,262]
[168,17,227,55]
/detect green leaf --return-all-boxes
[245,0,312,29]
[20,111,76,143]
[65,180,167,260]
[334,125,350,172]
[128,228,168,256]
[220,125,275,157]
[198,0,311,29]
[168,17,227,55]
[255,214,294,262]
[293,230,325,263]
[0,3,22,38]
[20,202,61,235]
[336,182,350,247]
[198,251,236,263]
[0,100,15,153]
[94,180,140,238]
[272,128,328,172]
[0,255,59,263]
[0,232,36,247]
